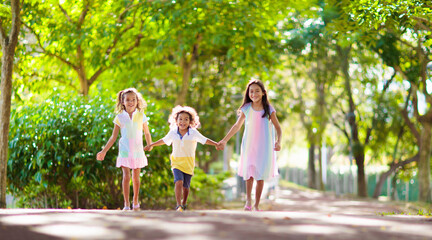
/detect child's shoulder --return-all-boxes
[189,127,200,134]
[269,104,276,112]
[241,102,252,110]
[115,110,125,118]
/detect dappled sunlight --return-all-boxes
[316,215,395,227]
[270,224,355,235]
[274,198,298,205]
[32,224,124,240]
[1,209,431,240]
[1,214,52,226]
[127,217,215,235]
[387,222,432,238]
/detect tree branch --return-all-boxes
[118,3,140,21]
[332,118,350,141]
[90,4,150,85]
[58,3,73,23]
[103,4,147,59]
[9,0,20,45]
[23,22,78,70]
[412,16,432,31]
[394,35,416,49]
[77,1,89,27]
[372,153,418,198]
[400,88,420,144]
[24,71,78,91]
[89,33,143,85]
[365,71,396,145]
[0,19,7,42]
[393,65,432,115]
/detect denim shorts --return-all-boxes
[173,168,192,189]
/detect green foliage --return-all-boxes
[0,4,11,19]
[19,0,161,94]
[189,168,231,208]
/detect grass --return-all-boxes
[378,209,432,217]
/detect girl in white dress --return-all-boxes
[97,88,153,211]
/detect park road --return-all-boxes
[0,187,431,240]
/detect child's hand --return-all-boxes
[217,140,226,150]
[274,141,281,151]
[96,151,106,161]
[144,145,152,151]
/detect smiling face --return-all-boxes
[123,92,137,113]
[176,112,191,131]
[248,83,264,103]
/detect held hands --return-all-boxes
[216,140,226,151]
[144,144,153,151]
[96,151,106,161]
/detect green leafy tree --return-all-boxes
[332,0,432,201]
[149,0,291,105]
[21,0,160,96]
[281,3,340,190]
[0,0,20,208]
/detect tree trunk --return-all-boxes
[337,45,367,197]
[175,35,201,106]
[0,0,21,208]
[418,121,432,202]
[77,70,89,96]
[0,49,13,209]
[77,46,89,96]
[318,144,325,191]
[175,54,193,106]
[373,155,419,198]
[354,151,367,197]
[373,124,410,199]
[308,143,316,189]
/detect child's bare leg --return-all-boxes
[254,180,264,210]
[245,177,254,210]
[122,167,131,207]
[175,180,183,206]
[182,187,189,206]
[132,168,140,206]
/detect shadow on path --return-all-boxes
[1,187,431,240]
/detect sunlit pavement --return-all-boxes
[1,189,431,240]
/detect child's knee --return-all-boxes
[175,180,183,186]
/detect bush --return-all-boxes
[8,93,228,209]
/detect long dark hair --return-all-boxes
[238,79,271,118]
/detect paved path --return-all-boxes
[0,187,431,240]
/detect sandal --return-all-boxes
[181,204,187,211]
[253,207,263,211]
[133,203,140,211]
[176,205,183,212]
[244,200,252,211]
[123,202,131,210]
[244,205,252,211]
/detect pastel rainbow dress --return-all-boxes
[238,102,278,181]
[113,109,148,169]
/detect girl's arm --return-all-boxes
[218,113,246,149]
[97,124,120,161]
[144,139,166,151]
[205,139,218,146]
[143,122,153,151]
[270,111,282,151]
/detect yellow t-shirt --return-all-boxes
[162,127,207,175]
